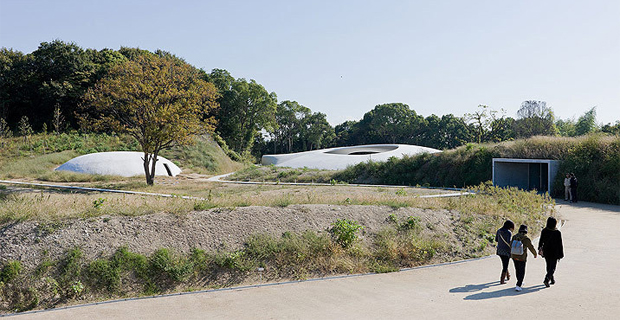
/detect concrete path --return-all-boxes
[10,202,620,319]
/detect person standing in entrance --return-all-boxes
[538,217,564,287]
[511,224,537,291]
[495,220,514,284]
[570,173,578,203]
[564,173,572,201]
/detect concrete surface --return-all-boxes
[10,202,620,319]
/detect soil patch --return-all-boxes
[0,205,460,268]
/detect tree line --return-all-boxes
[2,40,619,162]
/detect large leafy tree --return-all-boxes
[513,100,556,138]
[83,53,219,185]
[575,107,597,136]
[207,69,277,155]
[271,100,311,153]
[298,111,334,151]
[0,41,126,131]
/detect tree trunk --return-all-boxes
[149,152,159,185]
[143,152,154,185]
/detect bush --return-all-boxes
[0,260,22,284]
[329,219,364,248]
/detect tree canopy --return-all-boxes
[82,53,218,184]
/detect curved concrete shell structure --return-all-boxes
[262,144,440,170]
[56,151,181,177]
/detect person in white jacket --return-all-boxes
[563,173,571,201]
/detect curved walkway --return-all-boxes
[10,202,620,319]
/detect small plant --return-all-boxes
[70,280,84,297]
[0,260,22,283]
[194,200,216,211]
[395,188,407,196]
[93,198,106,209]
[329,219,364,248]
[386,213,398,224]
[399,216,421,231]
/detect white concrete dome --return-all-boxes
[262,144,440,170]
[55,151,181,177]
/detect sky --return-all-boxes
[1,0,619,126]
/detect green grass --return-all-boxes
[334,134,620,204]
[0,133,242,182]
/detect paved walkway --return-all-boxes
[10,202,620,319]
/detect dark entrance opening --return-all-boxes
[163,163,173,177]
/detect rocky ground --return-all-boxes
[1,204,462,268]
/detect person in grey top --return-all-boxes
[495,220,515,284]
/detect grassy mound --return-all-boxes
[334,134,620,204]
[0,133,241,181]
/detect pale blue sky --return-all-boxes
[1,0,619,125]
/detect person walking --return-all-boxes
[564,173,572,201]
[511,224,537,291]
[570,173,578,203]
[538,217,564,287]
[495,220,514,284]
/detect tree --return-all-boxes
[52,104,64,135]
[207,69,277,155]
[555,118,576,137]
[299,112,334,151]
[513,100,556,138]
[465,105,491,144]
[0,117,11,148]
[83,54,219,185]
[272,100,311,153]
[17,115,33,143]
[601,121,620,135]
[439,114,471,149]
[574,107,597,136]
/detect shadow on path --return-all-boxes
[449,281,502,293]
[464,284,547,300]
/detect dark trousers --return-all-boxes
[571,187,578,202]
[513,259,526,287]
[545,257,558,281]
[499,255,510,273]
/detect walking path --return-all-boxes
[10,202,620,319]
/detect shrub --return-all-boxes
[329,219,364,248]
[399,216,421,232]
[149,248,193,283]
[87,259,120,292]
[0,260,22,284]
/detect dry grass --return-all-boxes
[0,181,554,227]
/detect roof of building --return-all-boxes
[55,151,181,177]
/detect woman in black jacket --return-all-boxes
[538,217,564,287]
[495,220,515,284]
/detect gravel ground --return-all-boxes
[0,204,459,268]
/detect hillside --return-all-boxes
[0,133,242,182]
[334,134,620,205]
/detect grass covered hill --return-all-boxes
[0,133,242,181]
[334,134,620,205]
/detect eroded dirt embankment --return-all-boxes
[1,204,465,268]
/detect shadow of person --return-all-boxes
[464,284,547,300]
[449,281,502,293]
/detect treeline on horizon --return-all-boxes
[2,40,620,161]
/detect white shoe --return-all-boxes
[515,286,522,292]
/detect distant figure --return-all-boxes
[564,173,572,201]
[495,220,515,284]
[538,217,564,287]
[570,173,578,203]
[511,224,537,292]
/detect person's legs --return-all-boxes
[500,255,510,283]
[514,260,526,288]
[545,257,558,286]
[565,186,570,201]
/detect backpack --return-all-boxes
[511,239,524,255]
